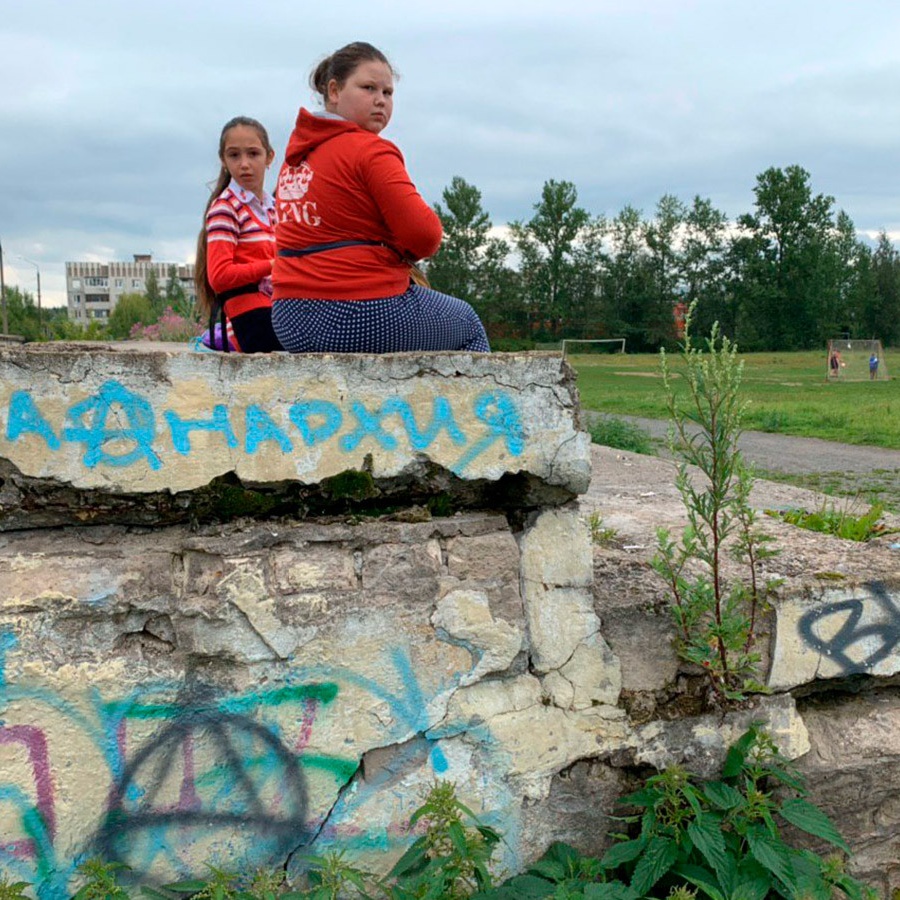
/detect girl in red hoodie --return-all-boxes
[271,42,490,353]
[195,116,282,352]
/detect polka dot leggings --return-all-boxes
[271,286,491,353]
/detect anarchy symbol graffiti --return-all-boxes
[96,710,310,879]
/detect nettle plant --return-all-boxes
[652,312,780,703]
[498,724,875,900]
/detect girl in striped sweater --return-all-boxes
[195,116,283,352]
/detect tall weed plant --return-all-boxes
[652,309,780,703]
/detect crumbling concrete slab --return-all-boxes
[0,344,590,502]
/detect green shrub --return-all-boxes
[490,725,876,900]
[768,501,892,542]
[589,416,655,455]
[588,511,618,546]
[71,859,131,900]
[490,338,538,352]
[387,780,501,899]
[0,876,31,900]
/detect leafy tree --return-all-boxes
[1,285,43,341]
[844,241,877,340]
[819,209,865,340]
[510,179,592,339]
[731,165,840,350]
[642,194,686,349]
[164,264,192,320]
[428,176,496,300]
[865,231,900,344]
[600,204,654,349]
[566,216,608,339]
[679,196,729,337]
[427,176,514,337]
[108,292,154,339]
[45,308,82,340]
[144,267,164,318]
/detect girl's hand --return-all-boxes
[259,275,273,297]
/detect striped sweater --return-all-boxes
[206,182,275,315]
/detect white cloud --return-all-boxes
[2,0,899,307]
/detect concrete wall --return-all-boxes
[0,344,897,897]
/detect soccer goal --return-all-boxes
[561,338,626,359]
[826,338,889,382]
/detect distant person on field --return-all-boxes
[195,116,282,352]
[869,352,879,380]
[829,348,842,378]
[271,41,490,353]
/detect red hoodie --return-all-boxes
[273,108,442,301]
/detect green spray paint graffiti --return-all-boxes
[0,629,484,898]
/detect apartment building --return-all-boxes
[65,254,195,323]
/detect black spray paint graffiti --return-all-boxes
[797,582,900,675]
[95,710,311,878]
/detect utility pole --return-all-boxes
[18,256,43,339]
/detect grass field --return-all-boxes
[570,348,900,450]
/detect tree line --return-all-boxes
[4,164,898,351]
[0,266,194,342]
[425,164,900,351]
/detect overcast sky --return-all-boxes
[2,0,899,308]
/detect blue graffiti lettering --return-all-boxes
[2,384,529,473]
[6,391,61,450]
[379,397,468,451]
[245,405,293,454]
[165,405,238,456]
[340,401,398,452]
[289,400,343,446]
[62,380,162,470]
[453,392,525,473]
[0,628,17,693]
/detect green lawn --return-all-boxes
[570,348,900,450]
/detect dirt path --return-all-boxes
[587,413,900,510]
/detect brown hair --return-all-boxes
[194,116,274,315]
[310,41,394,104]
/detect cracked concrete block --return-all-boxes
[796,692,900,895]
[219,568,298,659]
[546,636,622,710]
[175,610,278,662]
[517,758,630,870]
[634,694,810,777]
[0,533,173,616]
[768,583,900,689]
[295,735,519,880]
[523,585,599,672]
[362,540,442,604]
[442,531,523,622]
[0,344,590,499]
[431,589,523,685]
[520,508,592,588]
[487,704,633,798]
[592,548,679,692]
[441,673,543,731]
[446,531,520,580]
[272,545,357,592]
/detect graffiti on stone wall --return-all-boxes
[0,628,466,898]
[2,380,525,475]
[97,710,311,873]
[797,582,900,675]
